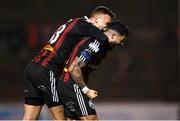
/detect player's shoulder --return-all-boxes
[83,37,102,47]
[78,16,90,21]
[77,16,92,24]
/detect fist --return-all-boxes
[86,89,98,99]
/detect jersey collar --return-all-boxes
[84,16,91,23]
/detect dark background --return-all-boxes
[0,0,179,102]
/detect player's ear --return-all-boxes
[94,17,98,24]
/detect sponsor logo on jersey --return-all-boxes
[66,101,76,111]
[88,40,100,53]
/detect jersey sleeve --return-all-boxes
[77,19,108,43]
[77,39,101,64]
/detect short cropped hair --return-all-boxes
[107,21,130,36]
[91,6,116,19]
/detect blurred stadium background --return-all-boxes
[0,0,179,120]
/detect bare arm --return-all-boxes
[68,57,98,98]
[68,57,86,89]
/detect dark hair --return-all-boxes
[107,21,130,36]
[91,6,115,19]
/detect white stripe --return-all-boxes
[81,56,85,61]
[74,85,86,115]
[94,40,96,45]
[77,87,88,115]
[97,41,100,47]
[50,71,59,102]
[74,84,87,115]
[53,76,56,102]
[50,71,54,101]
[90,46,93,51]
[83,57,86,62]
[80,56,86,62]
[53,72,59,102]
[50,71,55,102]
[79,55,83,60]
[79,55,82,59]
[52,71,55,102]
[54,77,59,102]
[80,55,83,60]
[74,84,85,115]
[95,40,98,45]
[55,90,59,102]
[74,84,88,115]
[95,40,99,46]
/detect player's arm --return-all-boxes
[68,57,98,99]
[78,19,108,43]
[68,57,86,89]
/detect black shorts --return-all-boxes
[24,62,62,108]
[59,77,96,118]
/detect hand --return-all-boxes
[85,89,98,99]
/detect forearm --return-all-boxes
[68,57,89,94]
[70,64,86,89]
[68,57,98,99]
[70,64,90,94]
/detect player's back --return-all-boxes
[32,17,91,74]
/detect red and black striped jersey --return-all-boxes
[32,16,108,74]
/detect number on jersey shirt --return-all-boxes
[49,24,66,44]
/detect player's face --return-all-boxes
[106,29,126,45]
[94,14,111,30]
[114,34,125,45]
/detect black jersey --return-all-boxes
[32,16,108,74]
[63,36,111,82]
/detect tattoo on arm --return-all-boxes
[69,57,86,88]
